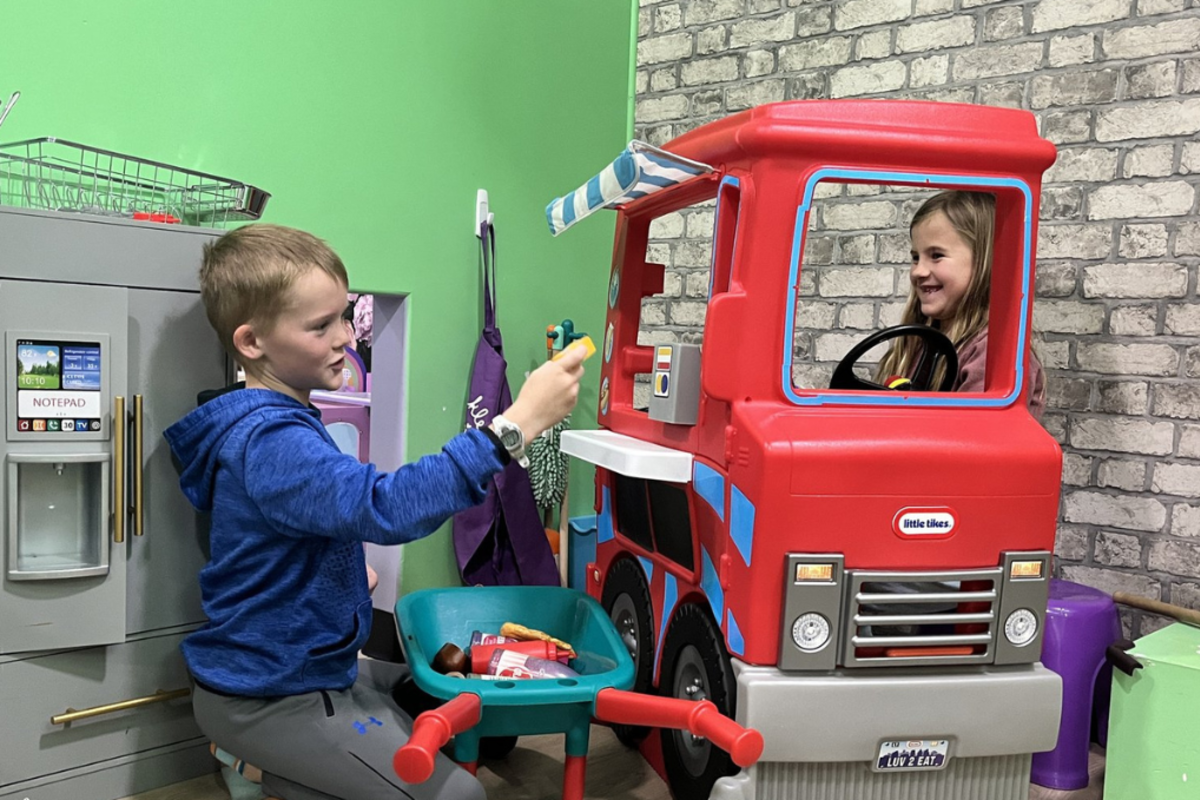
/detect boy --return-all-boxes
[165,224,585,800]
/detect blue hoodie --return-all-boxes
[163,388,504,696]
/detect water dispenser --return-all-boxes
[5,334,113,580]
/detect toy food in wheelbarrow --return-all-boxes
[392,586,763,800]
[431,621,577,678]
[473,639,573,674]
[500,621,578,658]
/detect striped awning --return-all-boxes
[545,140,713,236]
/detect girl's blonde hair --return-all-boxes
[875,190,995,388]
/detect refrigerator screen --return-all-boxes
[15,339,102,432]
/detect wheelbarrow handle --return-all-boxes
[689,702,764,767]
[594,688,764,768]
[393,692,482,784]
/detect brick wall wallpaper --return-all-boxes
[633,0,1200,636]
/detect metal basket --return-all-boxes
[0,137,270,227]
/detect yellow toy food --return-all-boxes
[552,335,596,362]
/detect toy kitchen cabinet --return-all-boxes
[0,207,226,800]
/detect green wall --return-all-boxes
[0,1,633,592]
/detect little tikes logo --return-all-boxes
[893,507,957,540]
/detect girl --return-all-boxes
[876,190,1046,419]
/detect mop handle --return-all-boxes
[1113,591,1200,626]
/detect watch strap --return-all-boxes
[480,426,511,465]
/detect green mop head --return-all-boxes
[527,416,570,512]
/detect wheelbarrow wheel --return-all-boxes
[601,558,655,748]
[659,603,737,800]
[479,735,519,759]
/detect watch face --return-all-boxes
[500,428,522,448]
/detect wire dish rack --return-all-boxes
[0,137,270,226]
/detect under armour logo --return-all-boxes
[353,717,385,735]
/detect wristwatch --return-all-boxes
[489,414,529,468]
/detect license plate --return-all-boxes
[875,739,950,771]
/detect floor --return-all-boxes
[119,726,670,800]
[119,733,1105,800]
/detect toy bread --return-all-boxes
[499,622,576,658]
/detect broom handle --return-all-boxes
[1113,592,1200,626]
[558,485,570,588]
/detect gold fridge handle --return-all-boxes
[133,394,144,536]
[51,687,191,726]
[113,395,125,544]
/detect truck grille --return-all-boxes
[842,568,1002,668]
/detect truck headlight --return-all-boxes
[792,612,831,652]
[1004,608,1038,646]
[1009,560,1044,579]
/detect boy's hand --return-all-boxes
[503,344,586,440]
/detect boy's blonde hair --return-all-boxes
[200,224,348,360]
[876,190,995,388]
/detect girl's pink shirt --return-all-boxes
[954,329,1046,420]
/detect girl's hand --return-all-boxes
[503,345,586,440]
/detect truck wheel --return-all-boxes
[659,603,737,799]
[601,558,655,747]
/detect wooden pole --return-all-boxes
[1112,592,1200,626]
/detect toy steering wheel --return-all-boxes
[829,324,959,392]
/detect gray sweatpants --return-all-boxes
[191,659,485,800]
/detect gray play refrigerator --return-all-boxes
[0,207,227,799]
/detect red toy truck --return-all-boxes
[559,100,1063,800]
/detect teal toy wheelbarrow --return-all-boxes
[392,586,762,800]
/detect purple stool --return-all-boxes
[1030,579,1121,790]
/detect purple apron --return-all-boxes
[452,221,559,587]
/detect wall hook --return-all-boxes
[475,189,494,237]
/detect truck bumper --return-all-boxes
[706,661,1062,800]
[733,660,1062,763]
